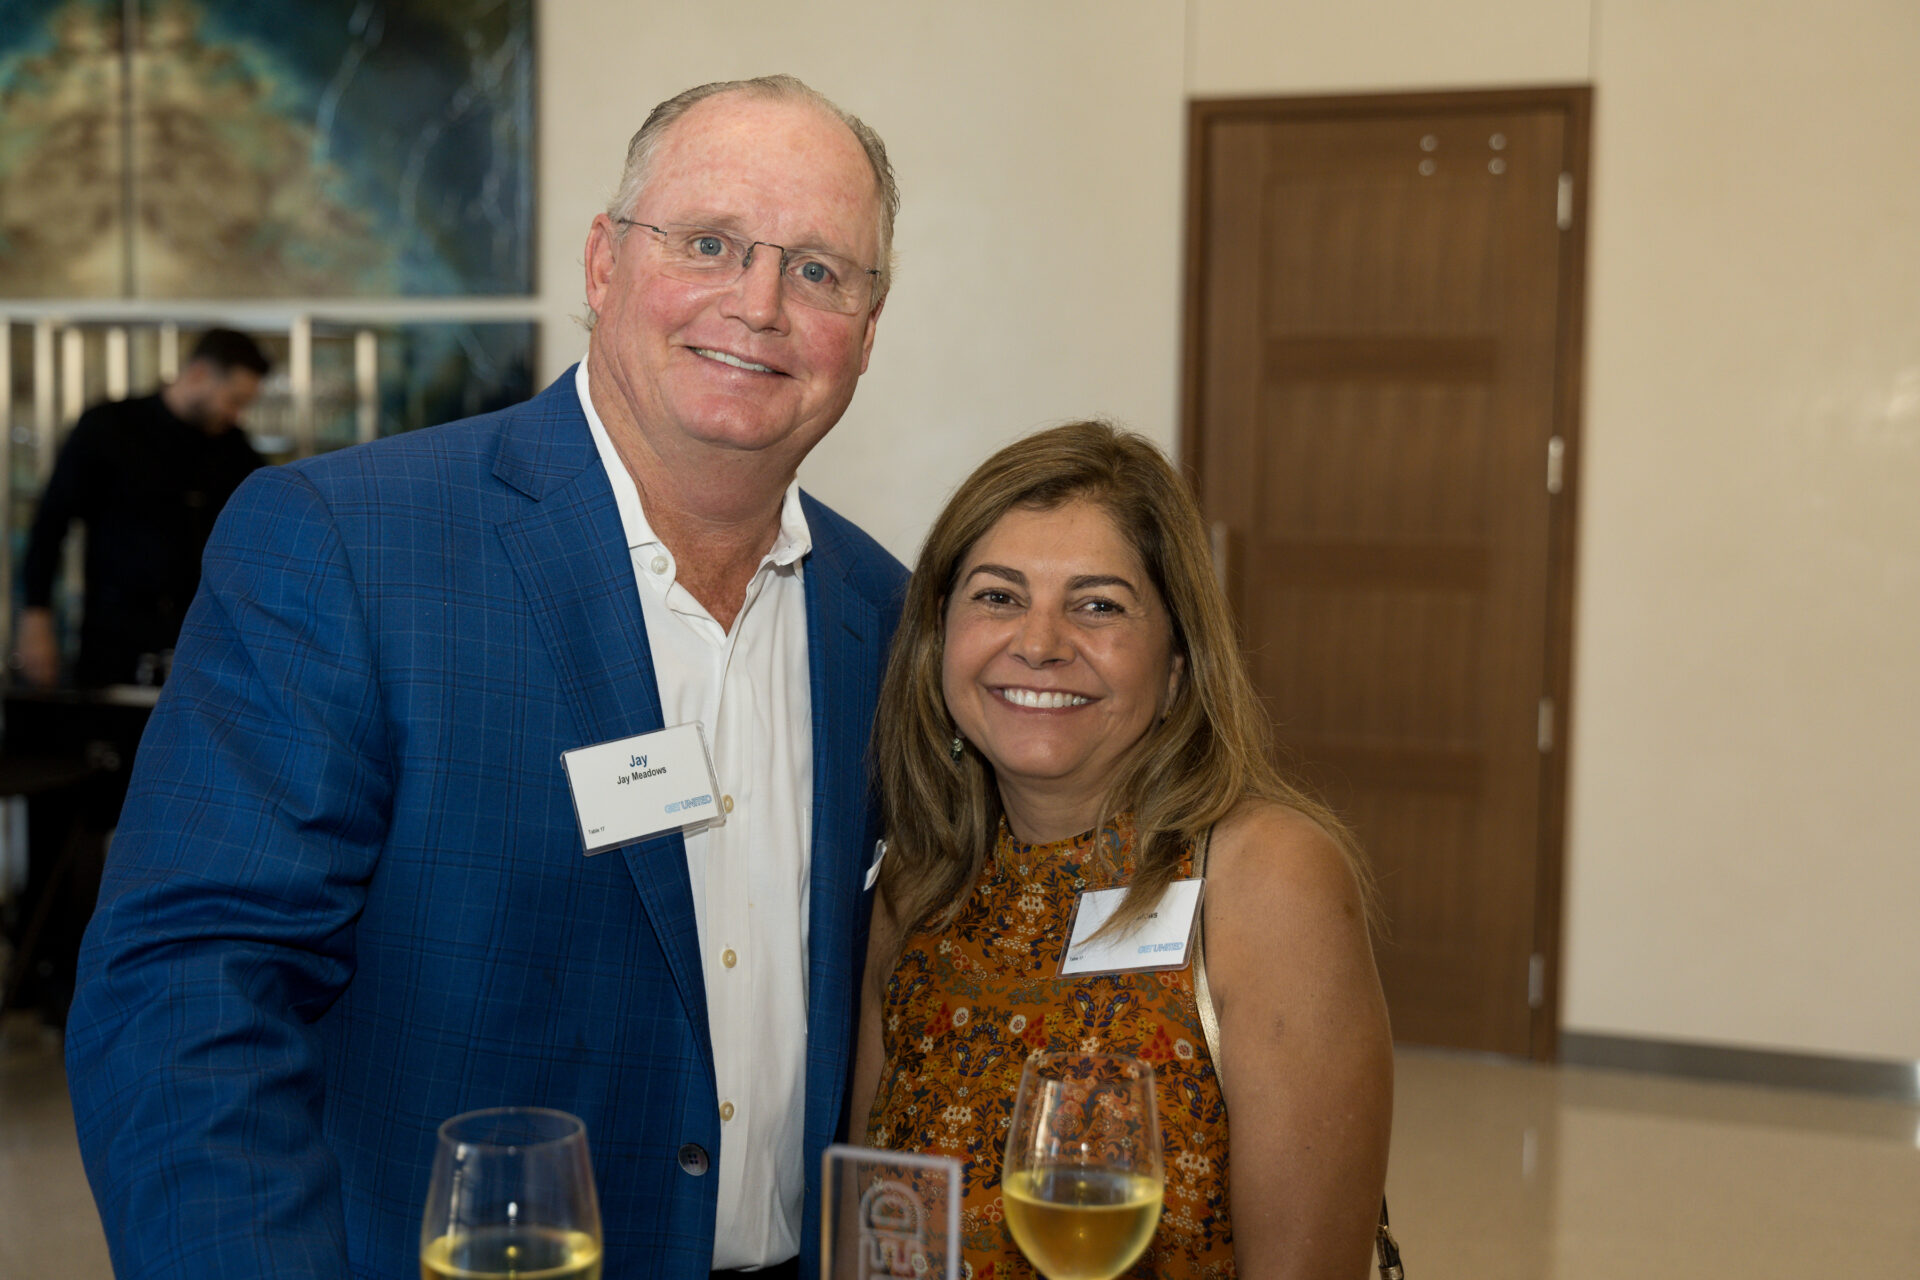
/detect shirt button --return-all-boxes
[722,794,735,813]
[719,1101,736,1122]
[650,554,669,574]
[721,948,737,969]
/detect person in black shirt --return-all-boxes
[17,328,270,688]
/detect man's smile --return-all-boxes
[692,346,778,374]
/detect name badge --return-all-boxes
[1057,878,1205,977]
[560,722,726,855]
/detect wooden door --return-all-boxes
[1182,90,1589,1058]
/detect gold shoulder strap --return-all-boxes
[1190,826,1225,1084]
[1187,824,1403,1278]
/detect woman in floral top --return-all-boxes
[850,422,1393,1279]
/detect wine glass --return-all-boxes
[420,1107,604,1280]
[1001,1053,1164,1280]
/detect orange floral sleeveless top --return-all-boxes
[866,819,1235,1280]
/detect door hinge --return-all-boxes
[1557,173,1574,230]
[1547,436,1565,494]
[1537,697,1555,752]
[1528,953,1546,1008]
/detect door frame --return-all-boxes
[1179,86,1592,1059]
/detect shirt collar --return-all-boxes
[575,360,812,567]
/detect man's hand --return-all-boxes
[15,607,60,686]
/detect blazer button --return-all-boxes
[678,1143,710,1176]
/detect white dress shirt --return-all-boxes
[577,362,813,1269]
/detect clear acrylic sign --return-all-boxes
[821,1145,962,1280]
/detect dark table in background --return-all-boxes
[1,683,158,1025]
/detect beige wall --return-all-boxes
[540,3,1920,1062]
[1566,0,1920,1060]
[1190,0,1591,92]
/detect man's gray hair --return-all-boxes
[605,74,899,306]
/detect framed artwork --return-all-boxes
[0,0,128,297]
[0,0,535,298]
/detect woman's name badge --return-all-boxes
[1058,878,1205,977]
[560,722,726,855]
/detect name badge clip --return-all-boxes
[560,721,726,855]
[1057,877,1205,978]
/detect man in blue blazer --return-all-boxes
[67,76,906,1279]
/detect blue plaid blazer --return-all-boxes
[66,370,907,1279]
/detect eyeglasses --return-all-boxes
[616,219,880,315]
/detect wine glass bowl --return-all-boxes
[420,1107,603,1280]
[1001,1053,1164,1280]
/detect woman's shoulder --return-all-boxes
[1204,799,1369,935]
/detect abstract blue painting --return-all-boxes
[0,0,535,298]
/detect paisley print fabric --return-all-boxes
[866,819,1235,1279]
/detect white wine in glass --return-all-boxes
[1002,1053,1164,1280]
[420,1107,604,1280]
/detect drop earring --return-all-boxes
[949,734,965,762]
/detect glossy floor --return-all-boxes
[4,1011,1916,1277]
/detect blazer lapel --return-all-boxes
[799,505,887,1158]
[491,375,712,1070]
